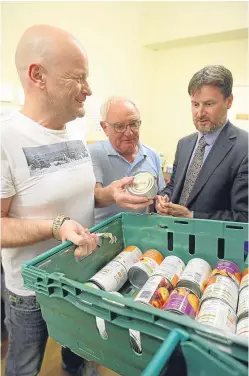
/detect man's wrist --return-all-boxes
[52,215,70,241]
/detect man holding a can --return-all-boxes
[88,96,166,224]
[156,65,248,223]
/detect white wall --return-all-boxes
[1,2,248,157]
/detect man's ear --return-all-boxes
[28,64,46,89]
[100,121,109,136]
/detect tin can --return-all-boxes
[113,246,143,272]
[237,285,249,320]
[89,260,127,291]
[240,268,248,291]
[196,298,237,333]
[201,275,239,311]
[126,171,157,199]
[176,258,212,299]
[210,260,241,287]
[236,315,249,337]
[135,275,171,308]
[163,287,200,319]
[152,255,185,288]
[128,249,164,289]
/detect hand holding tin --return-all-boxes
[110,176,153,210]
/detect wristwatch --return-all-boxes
[52,215,70,241]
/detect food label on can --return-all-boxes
[201,275,239,311]
[236,316,249,337]
[237,286,249,319]
[135,275,171,308]
[197,299,236,333]
[163,287,199,318]
[133,257,159,276]
[90,260,127,291]
[240,268,249,291]
[153,256,185,288]
[211,260,241,287]
[178,258,211,292]
[113,246,142,271]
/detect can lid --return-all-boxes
[128,266,150,289]
[127,172,155,196]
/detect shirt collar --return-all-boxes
[198,119,228,146]
[105,139,148,157]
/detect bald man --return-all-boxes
[1,25,152,376]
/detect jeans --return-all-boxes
[4,289,84,376]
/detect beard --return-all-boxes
[193,113,227,134]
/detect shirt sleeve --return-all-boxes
[1,145,16,198]
[88,143,104,185]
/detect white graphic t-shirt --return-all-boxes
[1,112,95,296]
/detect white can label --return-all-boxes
[135,275,171,308]
[153,256,185,287]
[179,258,211,291]
[201,276,238,311]
[134,257,159,276]
[236,316,249,337]
[113,247,142,271]
[197,299,236,333]
[237,286,249,318]
[90,260,127,291]
[240,273,249,291]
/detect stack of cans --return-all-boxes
[196,260,241,334]
[163,258,211,318]
[236,268,248,337]
[134,255,185,308]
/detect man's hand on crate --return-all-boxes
[59,220,98,260]
[111,176,153,210]
[156,196,193,218]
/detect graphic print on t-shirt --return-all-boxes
[23,140,90,176]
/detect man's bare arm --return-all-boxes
[1,197,53,248]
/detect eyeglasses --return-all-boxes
[107,120,141,133]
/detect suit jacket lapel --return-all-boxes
[172,134,198,202]
[186,122,236,206]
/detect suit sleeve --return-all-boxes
[194,155,248,222]
[158,141,180,200]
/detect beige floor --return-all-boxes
[1,333,119,376]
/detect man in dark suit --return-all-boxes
[156,65,248,222]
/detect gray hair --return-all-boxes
[188,65,233,98]
[100,96,139,121]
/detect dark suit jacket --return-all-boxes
[160,121,248,222]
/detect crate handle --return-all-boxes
[141,329,189,376]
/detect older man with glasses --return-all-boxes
[88,96,165,224]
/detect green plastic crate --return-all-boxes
[22,213,248,376]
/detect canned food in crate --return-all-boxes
[163,287,200,319]
[128,249,164,289]
[237,285,249,320]
[211,260,241,287]
[176,258,212,298]
[113,246,143,271]
[236,315,249,337]
[126,171,157,199]
[201,275,239,311]
[89,260,127,291]
[129,329,142,354]
[152,255,185,288]
[196,298,236,333]
[240,268,248,291]
[135,275,171,308]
